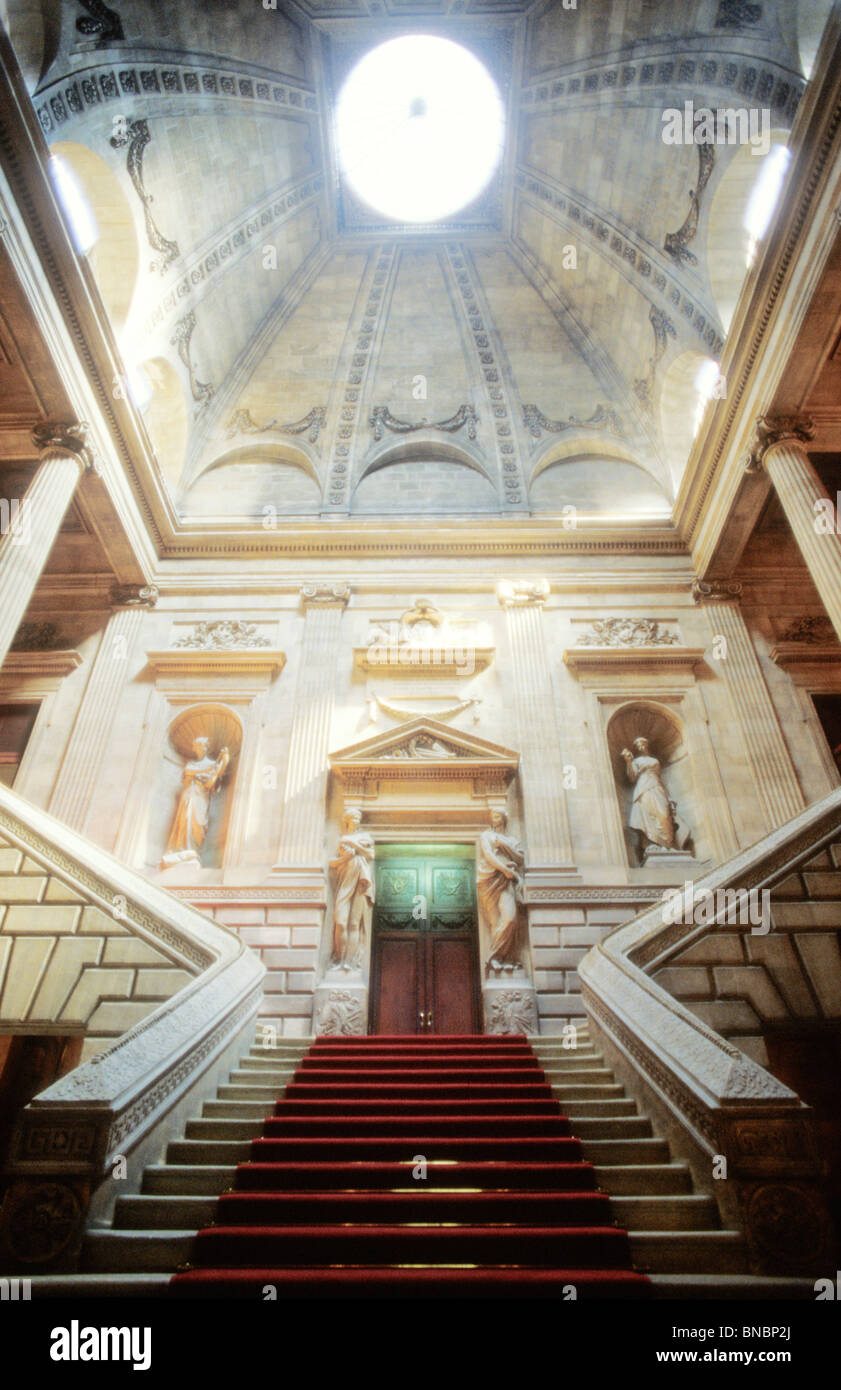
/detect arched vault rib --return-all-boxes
[141,174,326,340]
[513,166,723,353]
[504,237,672,499]
[181,239,334,490]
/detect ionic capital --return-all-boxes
[300,582,351,609]
[497,579,550,609]
[31,421,96,472]
[744,415,815,474]
[110,584,159,610]
[691,579,743,605]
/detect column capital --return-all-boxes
[744,415,815,473]
[299,582,351,610]
[691,579,743,605]
[497,579,550,608]
[31,421,97,472]
[110,583,159,610]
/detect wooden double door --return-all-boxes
[370,844,480,1035]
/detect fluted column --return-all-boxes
[49,585,159,831]
[693,580,804,829]
[746,415,841,644]
[0,424,92,667]
[272,583,350,876]
[497,580,575,870]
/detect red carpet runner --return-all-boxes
[170,1034,651,1298]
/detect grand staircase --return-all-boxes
[45,1025,811,1299]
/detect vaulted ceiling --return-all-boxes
[1,0,831,523]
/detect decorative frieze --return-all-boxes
[574,618,679,647]
[369,404,478,442]
[172,619,270,650]
[522,403,623,441]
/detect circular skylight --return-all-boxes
[336,36,505,224]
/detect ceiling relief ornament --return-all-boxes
[575,618,680,648]
[75,0,124,44]
[744,414,815,472]
[171,311,213,412]
[369,403,479,443]
[109,119,180,274]
[521,403,623,441]
[632,305,677,409]
[691,579,743,603]
[172,620,270,650]
[225,406,326,445]
[663,140,716,269]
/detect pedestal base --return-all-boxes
[313,974,368,1035]
[482,976,539,1035]
[642,846,697,870]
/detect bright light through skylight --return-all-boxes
[48,154,98,256]
[744,144,791,267]
[693,357,722,436]
[336,36,505,224]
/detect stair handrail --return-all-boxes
[0,780,264,1272]
[578,785,841,1274]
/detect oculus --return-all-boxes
[336,36,504,223]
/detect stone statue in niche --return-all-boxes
[476,810,525,972]
[621,736,691,860]
[330,809,375,971]
[161,736,230,868]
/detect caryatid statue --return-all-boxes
[476,809,525,971]
[161,736,230,868]
[330,809,375,971]
[621,736,689,855]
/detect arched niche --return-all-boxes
[529,442,671,517]
[659,350,718,491]
[179,443,321,517]
[148,703,242,875]
[353,441,497,515]
[606,701,696,868]
[706,129,790,332]
[49,140,140,332]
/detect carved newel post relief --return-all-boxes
[161,736,230,869]
[476,810,537,1035]
[314,808,375,1035]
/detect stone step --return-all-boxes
[114,1195,218,1230]
[577,1137,671,1164]
[594,1163,694,1195]
[610,1195,719,1231]
[630,1230,748,1274]
[28,1275,171,1298]
[82,1230,194,1274]
[184,1116,585,1141]
[143,1165,237,1196]
[201,1096,638,1121]
[167,1140,252,1165]
[648,1274,817,1300]
[564,1116,652,1140]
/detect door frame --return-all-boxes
[368,841,482,1034]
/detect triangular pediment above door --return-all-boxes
[329,717,519,774]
